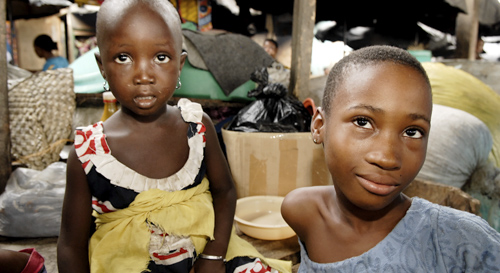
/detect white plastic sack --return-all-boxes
[423,62,500,167]
[416,104,493,189]
[417,104,500,232]
[267,61,290,89]
[0,162,66,237]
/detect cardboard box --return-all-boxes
[222,129,332,198]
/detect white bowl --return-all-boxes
[234,195,296,240]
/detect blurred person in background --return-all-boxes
[33,34,69,71]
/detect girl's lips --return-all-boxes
[134,96,156,108]
[357,175,398,196]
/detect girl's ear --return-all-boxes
[94,51,106,79]
[311,107,325,145]
[179,50,187,77]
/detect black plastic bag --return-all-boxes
[227,67,311,132]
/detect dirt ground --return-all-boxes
[0,234,300,272]
[0,236,58,272]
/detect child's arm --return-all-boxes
[0,249,30,272]
[57,149,93,273]
[193,114,237,272]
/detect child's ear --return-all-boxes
[94,51,106,79]
[311,107,325,145]
[179,50,187,76]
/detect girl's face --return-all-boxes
[96,4,185,118]
[316,62,432,211]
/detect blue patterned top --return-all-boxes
[298,197,500,273]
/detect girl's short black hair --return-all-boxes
[264,38,279,49]
[34,34,58,52]
[322,45,431,116]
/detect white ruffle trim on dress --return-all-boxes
[178,98,203,123]
[75,99,206,193]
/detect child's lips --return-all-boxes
[134,95,156,108]
[357,175,399,196]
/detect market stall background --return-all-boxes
[3,1,500,272]
[6,0,500,69]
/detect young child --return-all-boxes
[263,38,278,60]
[57,1,290,273]
[282,45,500,272]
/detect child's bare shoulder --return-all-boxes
[168,103,182,117]
[201,111,215,126]
[284,186,330,204]
[166,104,191,128]
[282,186,333,230]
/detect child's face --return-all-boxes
[96,4,185,117]
[315,62,432,211]
[263,41,277,59]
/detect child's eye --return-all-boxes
[353,117,373,129]
[404,128,424,139]
[115,54,131,64]
[155,54,170,64]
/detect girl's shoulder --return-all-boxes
[73,121,109,173]
[282,186,334,230]
[177,98,204,124]
[410,197,491,228]
[74,122,105,145]
[284,186,332,205]
[283,186,333,216]
[409,197,500,246]
[406,197,500,271]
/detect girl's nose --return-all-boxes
[134,61,155,85]
[365,134,402,171]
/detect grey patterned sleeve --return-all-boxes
[436,205,500,272]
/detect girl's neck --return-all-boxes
[332,190,411,233]
[118,105,171,126]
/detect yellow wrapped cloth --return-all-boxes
[423,62,500,167]
[89,178,291,273]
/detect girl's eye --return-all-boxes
[155,54,170,64]
[115,54,131,64]
[353,117,373,129]
[404,128,424,139]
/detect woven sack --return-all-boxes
[8,68,75,170]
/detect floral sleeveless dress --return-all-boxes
[75,99,279,273]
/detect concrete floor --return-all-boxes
[0,236,58,272]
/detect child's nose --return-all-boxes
[134,61,155,85]
[365,134,402,170]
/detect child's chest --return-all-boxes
[305,222,390,264]
[106,128,190,179]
